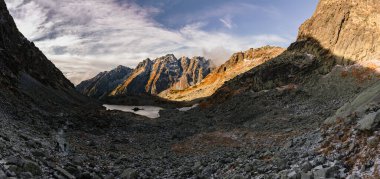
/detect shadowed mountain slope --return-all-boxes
[0,0,94,114]
[76,65,133,99]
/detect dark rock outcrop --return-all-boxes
[0,0,72,89]
[0,0,93,113]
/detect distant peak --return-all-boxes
[165,54,175,57]
[115,65,127,69]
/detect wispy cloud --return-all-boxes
[5,0,289,84]
[219,15,233,29]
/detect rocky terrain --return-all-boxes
[0,0,380,178]
[159,46,284,101]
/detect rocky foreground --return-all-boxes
[1,0,380,178]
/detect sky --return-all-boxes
[5,0,319,84]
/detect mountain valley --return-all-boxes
[0,0,380,178]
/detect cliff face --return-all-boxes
[111,58,153,95]
[76,66,133,99]
[159,46,284,101]
[297,0,380,64]
[0,0,92,113]
[0,1,73,90]
[172,56,212,90]
[145,54,182,94]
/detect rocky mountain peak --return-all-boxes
[136,58,153,70]
[115,65,128,71]
[297,0,380,63]
[154,54,178,64]
[76,65,133,99]
[106,54,211,96]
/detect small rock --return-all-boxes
[284,140,293,148]
[19,172,33,179]
[313,168,328,178]
[278,170,288,179]
[79,172,92,178]
[300,172,313,179]
[23,160,42,176]
[287,171,300,179]
[115,156,129,164]
[120,168,138,179]
[0,170,6,178]
[365,160,375,169]
[7,165,19,174]
[72,156,86,165]
[244,163,252,172]
[0,133,10,142]
[285,128,293,132]
[31,150,47,158]
[313,166,338,179]
[65,165,81,177]
[367,136,379,147]
[347,174,361,179]
[26,140,42,148]
[301,162,312,172]
[18,134,30,141]
[232,175,245,179]
[348,142,357,153]
[5,156,24,166]
[357,112,380,131]
[193,161,202,170]
[55,167,75,179]
[5,170,16,177]
[314,156,326,165]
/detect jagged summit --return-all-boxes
[111,54,211,95]
[78,54,212,98]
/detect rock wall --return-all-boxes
[297,0,380,63]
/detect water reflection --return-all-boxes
[104,104,163,119]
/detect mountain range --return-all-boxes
[159,46,285,101]
[77,54,212,99]
[0,0,380,178]
[77,46,285,102]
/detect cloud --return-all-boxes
[219,15,233,29]
[5,0,289,85]
[202,47,232,66]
